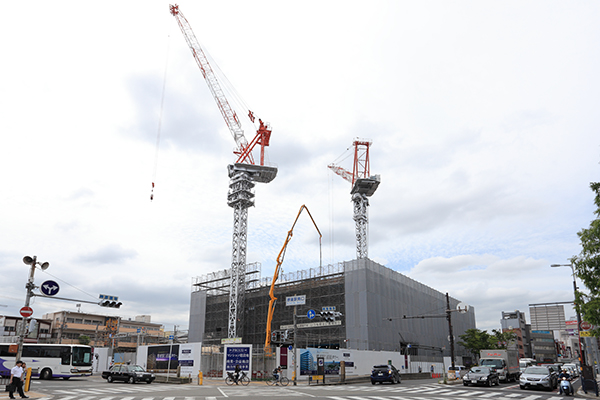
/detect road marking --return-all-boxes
[218,387,229,397]
[206,397,218,400]
[520,396,544,400]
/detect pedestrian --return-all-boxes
[418,366,422,373]
[8,360,29,399]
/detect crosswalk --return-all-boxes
[21,383,578,400]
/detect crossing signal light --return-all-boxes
[100,300,122,308]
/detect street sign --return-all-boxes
[288,345,293,351]
[286,295,306,306]
[581,321,592,331]
[322,306,336,311]
[307,309,316,320]
[40,280,60,296]
[20,306,33,318]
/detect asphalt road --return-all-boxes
[4,375,586,400]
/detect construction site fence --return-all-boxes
[200,347,278,379]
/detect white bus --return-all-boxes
[0,343,93,380]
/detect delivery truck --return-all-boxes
[479,349,520,382]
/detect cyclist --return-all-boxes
[234,364,241,384]
[272,366,282,384]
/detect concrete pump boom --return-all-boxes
[264,205,322,356]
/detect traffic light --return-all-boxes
[99,294,121,308]
[99,300,122,308]
[320,311,335,322]
[271,330,281,343]
[283,329,294,342]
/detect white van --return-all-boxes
[448,365,467,378]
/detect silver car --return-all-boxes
[519,366,557,391]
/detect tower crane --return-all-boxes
[328,138,380,259]
[264,205,322,357]
[170,4,277,339]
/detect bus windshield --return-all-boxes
[72,346,93,366]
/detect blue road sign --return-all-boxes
[307,309,316,320]
[40,280,59,296]
[288,345,293,351]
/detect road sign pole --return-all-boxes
[293,304,297,386]
[16,257,38,361]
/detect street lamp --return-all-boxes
[16,255,49,361]
[551,263,586,366]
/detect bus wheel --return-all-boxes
[40,369,52,380]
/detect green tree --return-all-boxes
[78,335,91,345]
[491,329,517,349]
[457,328,495,358]
[572,181,600,336]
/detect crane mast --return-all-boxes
[170,4,277,339]
[328,139,380,259]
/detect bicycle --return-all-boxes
[266,375,289,386]
[226,371,250,386]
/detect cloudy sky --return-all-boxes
[1,1,599,335]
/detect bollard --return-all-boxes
[198,371,203,385]
[24,367,32,392]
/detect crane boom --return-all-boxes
[170,4,272,165]
[170,5,247,150]
[264,205,322,356]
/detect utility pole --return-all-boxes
[446,293,456,370]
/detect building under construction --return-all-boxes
[189,258,476,358]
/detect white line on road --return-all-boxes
[218,387,229,398]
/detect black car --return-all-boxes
[463,366,500,387]
[371,364,401,384]
[101,364,155,384]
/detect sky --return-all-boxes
[1,1,599,335]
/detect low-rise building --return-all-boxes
[41,311,166,351]
[0,315,52,343]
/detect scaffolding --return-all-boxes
[192,262,346,351]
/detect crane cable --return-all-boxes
[151,35,172,201]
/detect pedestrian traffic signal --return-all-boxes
[99,300,122,308]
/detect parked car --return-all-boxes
[463,366,500,387]
[519,366,557,391]
[101,364,155,384]
[371,364,401,384]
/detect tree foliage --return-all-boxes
[78,335,91,345]
[458,328,517,358]
[572,181,600,336]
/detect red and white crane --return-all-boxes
[170,4,277,339]
[328,138,380,259]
